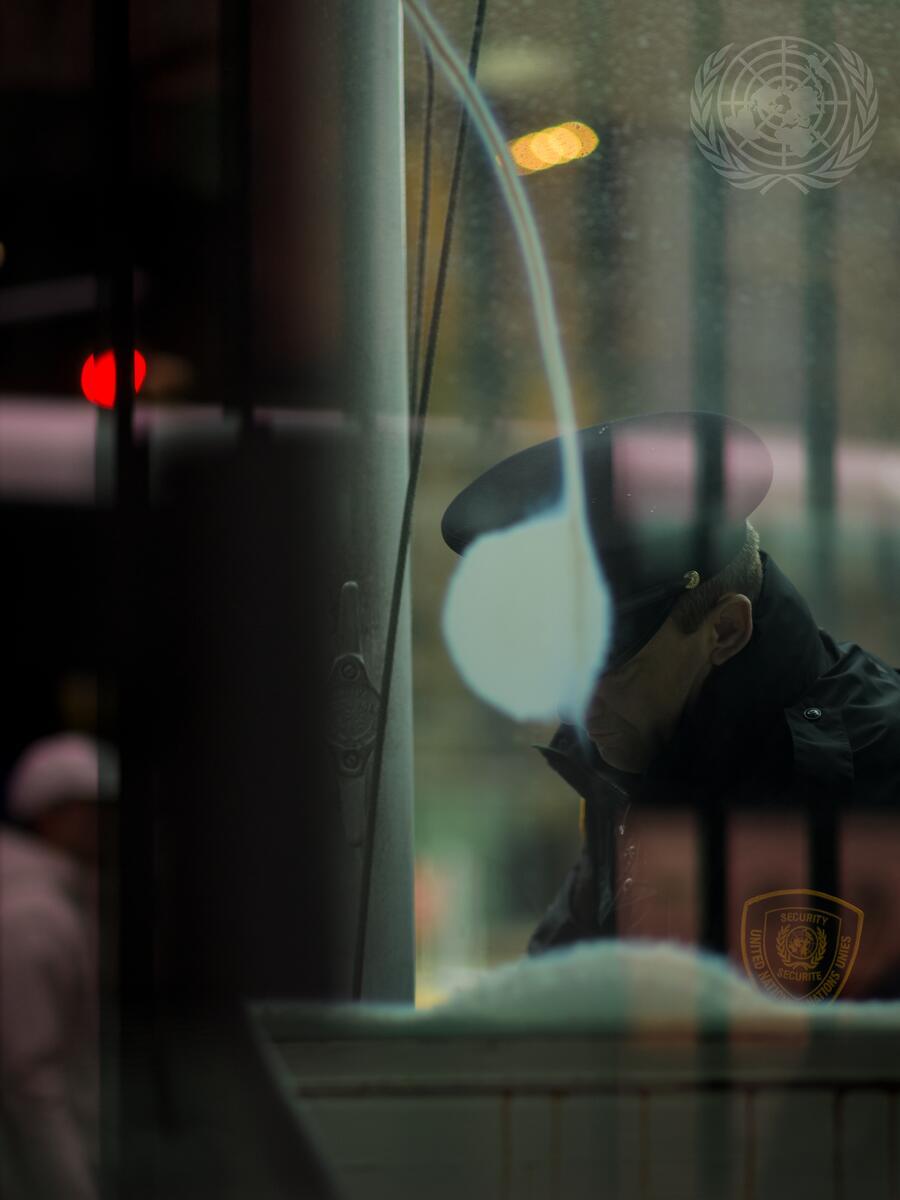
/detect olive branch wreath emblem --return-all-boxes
[775,922,828,968]
[690,42,879,194]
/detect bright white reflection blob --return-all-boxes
[442,509,612,722]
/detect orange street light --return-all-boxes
[507,121,599,175]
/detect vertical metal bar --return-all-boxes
[691,0,729,958]
[834,1088,845,1200]
[93,0,136,466]
[695,416,727,956]
[93,0,144,1197]
[697,760,728,947]
[690,10,727,427]
[742,1087,756,1200]
[548,1093,563,1197]
[93,70,119,1200]
[582,119,626,403]
[804,2,840,904]
[333,0,415,1002]
[809,787,839,899]
[687,13,736,1197]
[638,1089,651,1199]
[805,191,838,578]
[577,2,627,404]
[460,153,504,437]
[220,0,253,431]
[408,51,434,426]
[584,798,617,937]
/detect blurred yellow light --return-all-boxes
[531,125,581,165]
[508,121,599,175]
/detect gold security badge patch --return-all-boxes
[741,888,863,1001]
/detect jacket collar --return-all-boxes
[537,551,830,796]
[534,723,635,807]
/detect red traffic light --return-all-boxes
[81,350,147,408]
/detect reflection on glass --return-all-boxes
[407,0,900,1008]
[508,120,599,174]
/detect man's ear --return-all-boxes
[709,593,753,666]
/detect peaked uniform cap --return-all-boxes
[441,410,773,670]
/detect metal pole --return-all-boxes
[803,1,841,905]
[92,0,154,1195]
[220,0,253,432]
[690,0,729,959]
[689,8,734,1197]
[329,0,415,1001]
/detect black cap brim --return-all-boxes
[441,411,773,671]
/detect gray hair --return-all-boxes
[668,521,762,636]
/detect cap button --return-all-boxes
[683,570,701,590]
[803,706,823,721]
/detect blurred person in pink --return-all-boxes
[0,734,117,1200]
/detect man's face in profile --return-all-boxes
[583,594,753,774]
[584,620,705,774]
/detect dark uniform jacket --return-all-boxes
[528,551,900,993]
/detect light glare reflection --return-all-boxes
[508,121,599,174]
[442,508,612,723]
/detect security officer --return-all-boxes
[441,411,900,996]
